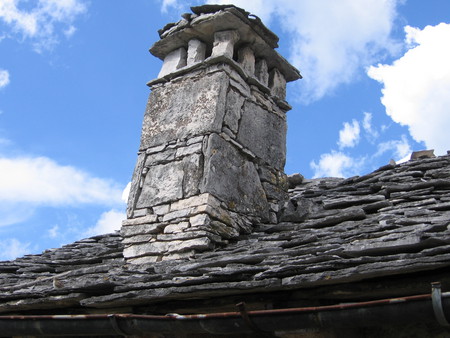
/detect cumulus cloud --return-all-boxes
[375,134,412,161]
[161,0,184,13]
[206,0,274,24]
[338,119,360,149]
[84,209,125,237]
[362,112,379,141]
[63,25,76,38]
[311,112,412,178]
[122,182,131,203]
[368,23,450,155]
[200,0,401,102]
[0,156,124,206]
[0,0,87,52]
[0,69,10,89]
[276,0,400,102]
[310,151,364,178]
[0,238,34,261]
[47,225,59,239]
[0,202,35,227]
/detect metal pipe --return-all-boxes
[1,291,449,336]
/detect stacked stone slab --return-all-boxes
[122,5,301,264]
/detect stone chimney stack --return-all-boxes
[122,5,301,264]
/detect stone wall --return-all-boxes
[122,6,301,263]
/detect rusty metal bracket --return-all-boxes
[236,302,276,338]
[431,282,450,327]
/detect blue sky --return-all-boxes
[1,0,450,260]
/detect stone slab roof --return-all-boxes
[1,154,450,314]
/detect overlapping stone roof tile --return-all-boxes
[1,154,450,314]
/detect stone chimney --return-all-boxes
[121,5,301,264]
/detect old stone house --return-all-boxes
[1,5,450,337]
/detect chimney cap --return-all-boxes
[190,4,279,47]
[150,5,301,82]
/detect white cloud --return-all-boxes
[0,0,87,52]
[0,202,35,227]
[338,119,360,149]
[0,0,38,36]
[38,0,85,21]
[375,134,412,161]
[122,182,131,203]
[310,151,364,178]
[63,25,76,38]
[362,112,379,141]
[0,156,124,206]
[84,209,125,237]
[311,117,413,178]
[161,0,185,14]
[0,238,33,261]
[159,0,401,102]
[48,225,59,238]
[368,23,450,155]
[276,0,400,102]
[199,0,402,102]
[0,69,10,89]
[206,0,274,24]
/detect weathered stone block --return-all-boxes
[269,68,286,100]
[171,193,220,212]
[145,148,176,166]
[209,220,239,239]
[181,153,203,198]
[160,251,195,261]
[136,153,202,208]
[190,213,211,227]
[201,133,269,219]
[122,234,153,244]
[162,208,192,222]
[186,135,204,146]
[132,208,149,218]
[255,59,269,86]
[122,215,158,226]
[211,30,239,59]
[141,71,229,150]
[153,203,170,215]
[222,126,235,138]
[250,88,272,111]
[121,223,165,237]
[229,76,251,98]
[258,166,277,184]
[237,100,286,170]
[136,162,183,208]
[123,241,169,258]
[146,144,166,154]
[127,152,146,218]
[163,222,190,234]
[280,200,309,223]
[157,230,221,243]
[192,204,234,226]
[168,237,213,253]
[176,142,202,158]
[269,211,277,223]
[238,46,255,76]
[127,256,160,264]
[288,173,304,188]
[187,39,206,66]
[158,47,187,78]
[223,88,244,134]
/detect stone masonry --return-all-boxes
[122,5,301,264]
